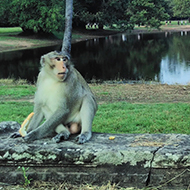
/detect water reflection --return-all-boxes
[0,31,190,84]
[71,32,167,83]
[160,56,190,84]
[0,45,61,83]
[71,31,190,84]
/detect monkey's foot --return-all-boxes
[52,133,70,143]
[76,132,92,144]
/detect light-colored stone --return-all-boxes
[0,121,189,189]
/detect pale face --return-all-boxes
[50,56,69,81]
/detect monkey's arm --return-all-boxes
[10,106,44,139]
[26,111,44,132]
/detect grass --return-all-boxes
[0,85,36,98]
[0,80,190,134]
[53,31,83,40]
[0,102,33,123]
[161,20,190,25]
[0,27,22,34]
[0,79,36,100]
[1,99,189,135]
[134,20,190,30]
[1,82,189,190]
[0,27,82,40]
[94,102,190,134]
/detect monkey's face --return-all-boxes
[40,51,70,81]
[50,56,69,81]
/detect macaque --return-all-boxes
[11,51,97,144]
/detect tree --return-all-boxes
[0,0,12,26]
[100,0,132,30]
[62,0,73,58]
[1,0,171,32]
[127,0,170,29]
[72,0,170,30]
[73,0,103,28]
[164,0,174,18]
[72,0,132,30]
[172,0,190,19]
[9,0,65,33]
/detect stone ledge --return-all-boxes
[0,121,189,189]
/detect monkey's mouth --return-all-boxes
[57,72,67,80]
[58,72,66,75]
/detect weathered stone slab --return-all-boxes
[0,121,189,189]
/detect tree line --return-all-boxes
[0,0,190,33]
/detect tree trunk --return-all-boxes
[61,0,73,59]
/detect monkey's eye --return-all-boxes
[63,58,67,62]
[55,57,61,61]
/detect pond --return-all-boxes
[0,31,190,84]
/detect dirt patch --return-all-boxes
[1,40,34,48]
[92,83,190,104]
[2,83,190,104]
[161,25,190,31]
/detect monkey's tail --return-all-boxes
[19,112,34,137]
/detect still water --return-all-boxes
[0,31,190,84]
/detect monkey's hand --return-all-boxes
[76,131,92,144]
[23,131,38,142]
[52,131,70,143]
[10,132,22,138]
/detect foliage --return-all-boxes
[9,0,65,33]
[73,0,102,28]
[73,0,132,30]
[0,0,172,32]
[127,0,170,29]
[0,0,12,27]
[101,0,132,30]
[172,0,190,18]
[73,0,170,30]
[18,166,32,187]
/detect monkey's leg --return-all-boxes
[52,124,70,143]
[77,96,96,144]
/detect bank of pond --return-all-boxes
[0,31,190,85]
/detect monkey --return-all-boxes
[11,51,98,144]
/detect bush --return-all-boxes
[9,0,65,33]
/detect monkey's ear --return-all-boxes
[40,56,45,67]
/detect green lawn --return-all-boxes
[0,27,22,35]
[0,85,36,98]
[94,102,190,134]
[1,101,189,135]
[0,81,189,134]
[0,27,82,40]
